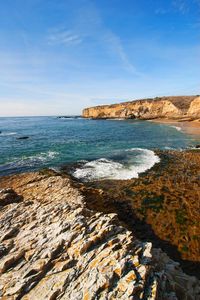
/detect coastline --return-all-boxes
[0,149,200,298]
[149,118,200,136]
[78,149,200,276]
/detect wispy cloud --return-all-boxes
[172,0,189,14]
[103,31,140,76]
[155,0,195,15]
[155,8,170,15]
[47,29,82,46]
[69,1,140,76]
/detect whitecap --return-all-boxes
[58,116,83,120]
[107,118,124,121]
[0,132,17,136]
[73,148,160,181]
[0,151,59,172]
[170,125,182,132]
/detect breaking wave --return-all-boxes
[0,151,58,173]
[170,125,182,132]
[0,132,17,136]
[73,148,160,181]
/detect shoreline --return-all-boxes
[78,149,200,277]
[0,149,200,299]
[0,161,200,298]
[148,118,200,136]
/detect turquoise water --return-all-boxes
[0,116,199,179]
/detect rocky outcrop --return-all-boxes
[82,150,200,266]
[82,96,200,120]
[0,188,22,207]
[0,171,199,299]
[187,97,200,119]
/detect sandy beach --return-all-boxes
[149,119,200,136]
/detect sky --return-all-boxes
[0,0,200,116]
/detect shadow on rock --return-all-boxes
[0,188,23,207]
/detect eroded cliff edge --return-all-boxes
[82,96,200,120]
[0,170,199,299]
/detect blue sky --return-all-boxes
[0,0,199,116]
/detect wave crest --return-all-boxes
[0,151,58,173]
[0,132,17,136]
[73,148,160,181]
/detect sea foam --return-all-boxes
[0,151,58,173]
[170,125,182,132]
[0,132,17,136]
[73,148,160,181]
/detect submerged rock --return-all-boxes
[17,136,29,140]
[0,171,199,299]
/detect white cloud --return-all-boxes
[47,29,82,46]
[103,31,140,76]
[67,1,140,76]
[172,0,189,14]
[156,0,199,15]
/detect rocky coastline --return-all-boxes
[0,150,200,299]
[78,150,200,276]
[82,96,200,122]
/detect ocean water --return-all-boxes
[0,116,199,180]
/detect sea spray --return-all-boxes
[73,148,160,181]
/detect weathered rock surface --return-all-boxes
[82,150,200,265]
[82,96,200,120]
[0,189,22,207]
[0,171,199,299]
[187,97,200,118]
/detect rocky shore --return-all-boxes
[79,150,200,275]
[0,150,200,299]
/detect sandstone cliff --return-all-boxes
[82,96,200,120]
[0,171,199,299]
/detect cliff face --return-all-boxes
[0,171,199,299]
[82,96,200,120]
[188,97,200,118]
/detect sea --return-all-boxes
[0,116,199,180]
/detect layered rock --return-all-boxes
[0,171,199,299]
[82,150,200,265]
[187,97,200,119]
[82,96,200,120]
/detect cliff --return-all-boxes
[82,96,200,120]
[0,170,199,299]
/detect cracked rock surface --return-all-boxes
[0,171,199,299]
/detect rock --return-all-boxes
[196,144,200,148]
[0,172,199,299]
[82,96,200,120]
[17,136,29,140]
[83,150,200,264]
[0,188,22,206]
[187,97,200,118]
[57,116,81,119]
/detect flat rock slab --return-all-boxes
[0,171,199,299]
